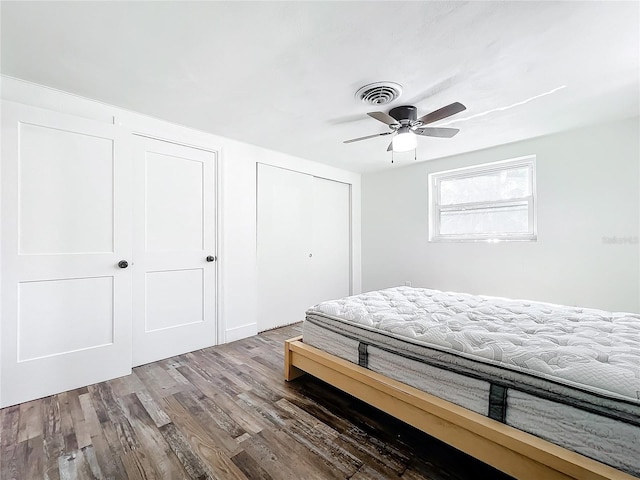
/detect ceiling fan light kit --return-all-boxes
[392,126,417,152]
[343,100,467,161]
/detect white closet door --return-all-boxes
[1,102,132,407]
[132,136,217,367]
[257,165,351,332]
[257,164,314,331]
[310,177,351,304]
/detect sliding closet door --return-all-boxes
[0,102,132,407]
[257,164,351,332]
[257,165,314,331]
[310,177,351,304]
[132,136,217,367]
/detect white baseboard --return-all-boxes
[225,322,258,343]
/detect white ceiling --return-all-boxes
[1,1,638,173]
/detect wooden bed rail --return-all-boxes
[284,337,637,480]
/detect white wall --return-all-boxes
[0,76,362,343]
[361,117,640,313]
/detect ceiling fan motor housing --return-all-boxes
[389,105,417,123]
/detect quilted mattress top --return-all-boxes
[307,287,640,403]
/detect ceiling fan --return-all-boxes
[343,102,466,153]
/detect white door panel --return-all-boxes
[145,150,204,252]
[257,165,314,331]
[18,123,115,254]
[311,178,351,304]
[18,277,115,361]
[145,268,204,332]
[1,101,132,407]
[132,137,216,366]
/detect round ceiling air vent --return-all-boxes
[355,82,403,106]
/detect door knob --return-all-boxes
[118,260,129,269]
[206,256,216,262]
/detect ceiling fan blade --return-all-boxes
[367,111,398,125]
[418,102,466,125]
[413,127,460,138]
[343,131,392,144]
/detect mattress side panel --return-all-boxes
[506,390,640,476]
[303,319,359,364]
[367,345,490,415]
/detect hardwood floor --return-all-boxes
[0,324,512,480]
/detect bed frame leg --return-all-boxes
[285,336,306,381]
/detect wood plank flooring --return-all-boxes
[0,324,513,479]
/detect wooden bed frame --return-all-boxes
[285,336,637,480]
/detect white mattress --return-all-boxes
[303,320,640,476]
[308,286,640,404]
[302,287,640,476]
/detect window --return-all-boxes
[429,156,536,242]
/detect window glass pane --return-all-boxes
[440,166,530,205]
[439,204,529,236]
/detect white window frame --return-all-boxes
[428,155,537,242]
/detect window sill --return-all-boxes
[429,235,537,243]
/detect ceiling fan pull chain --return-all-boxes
[414,149,417,161]
[391,150,394,164]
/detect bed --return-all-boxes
[284,287,640,480]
